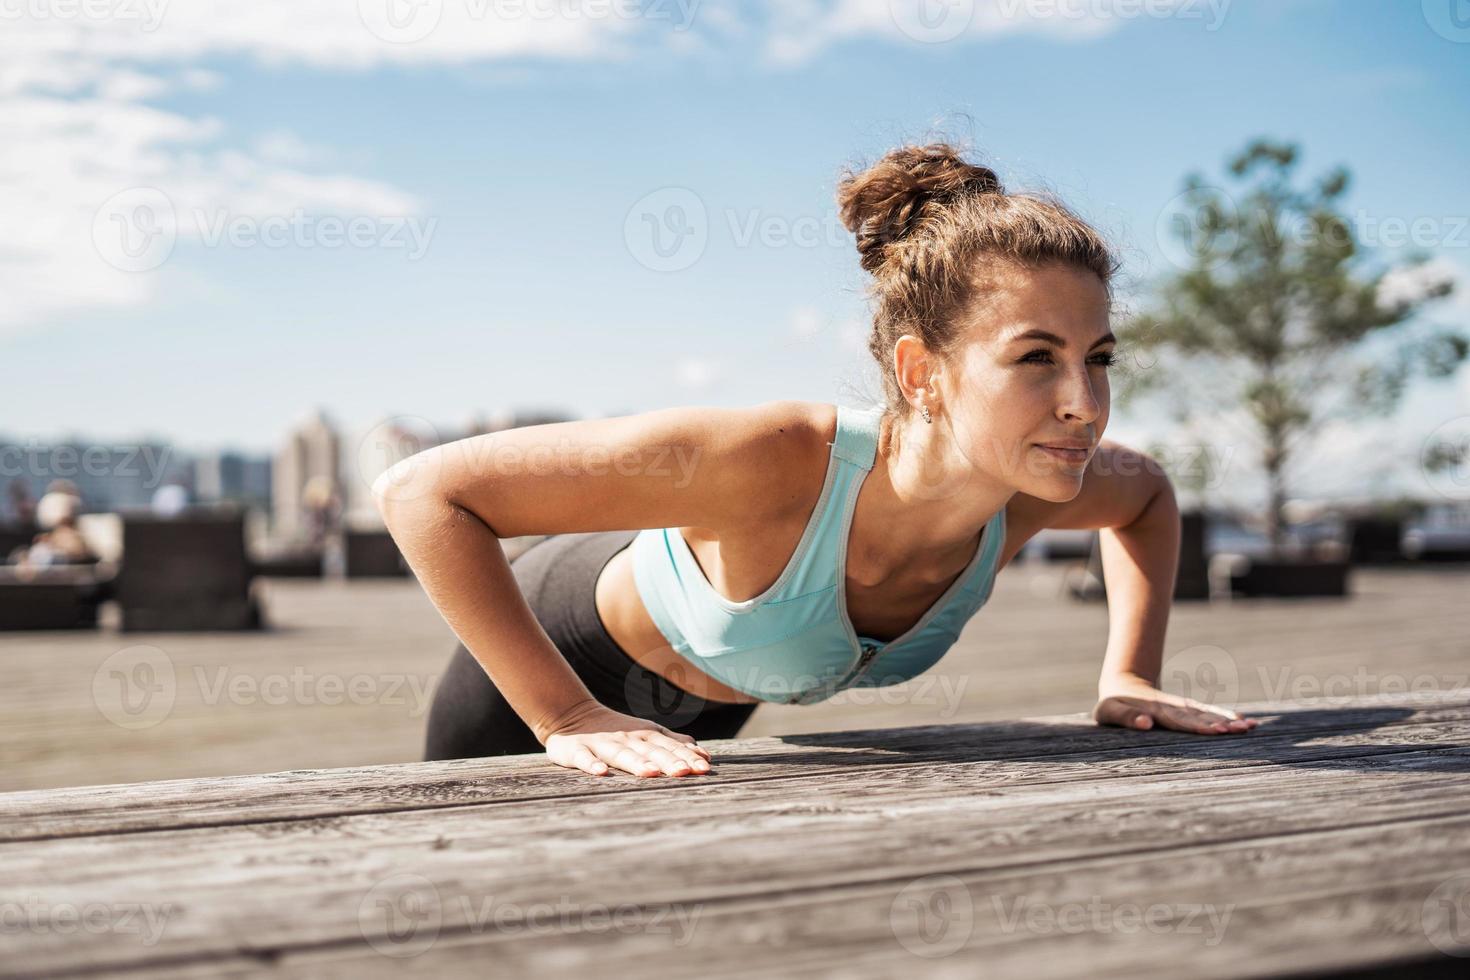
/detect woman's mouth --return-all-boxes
[1034,443,1090,465]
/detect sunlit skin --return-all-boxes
[864,259,1258,744]
[880,258,1119,522]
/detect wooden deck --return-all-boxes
[4,690,1470,978]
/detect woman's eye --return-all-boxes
[1020,350,1117,366]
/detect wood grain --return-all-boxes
[3,692,1469,978]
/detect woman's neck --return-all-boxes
[848,413,1011,588]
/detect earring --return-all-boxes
[920,404,933,424]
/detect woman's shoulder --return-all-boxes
[719,400,836,530]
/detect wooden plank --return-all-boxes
[3,734,1468,974]
[4,691,1466,842]
[220,817,1470,980]
[13,810,1470,978]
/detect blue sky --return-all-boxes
[3,0,1468,503]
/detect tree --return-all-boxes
[1117,138,1466,558]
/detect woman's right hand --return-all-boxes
[541,700,713,778]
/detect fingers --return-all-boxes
[547,724,716,779]
[1095,695,1258,736]
[1159,704,1226,735]
[586,734,712,778]
[653,728,712,760]
[640,743,708,776]
[568,746,608,776]
[602,741,665,778]
[1158,703,1255,735]
[1177,698,1260,732]
[641,731,712,772]
[546,735,652,777]
[1181,700,1259,733]
[546,740,612,776]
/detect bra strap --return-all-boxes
[832,403,883,470]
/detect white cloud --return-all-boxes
[1377,256,1463,311]
[790,304,824,340]
[0,90,425,332]
[757,0,1211,67]
[0,1,666,334]
[787,305,869,353]
[840,316,868,353]
[95,69,170,103]
[1426,260,1470,415]
[252,130,332,168]
[1379,255,1470,418]
[179,67,224,91]
[0,2,639,75]
[675,357,721,389]
[0,0,1166,334]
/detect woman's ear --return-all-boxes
[893,334,937,406]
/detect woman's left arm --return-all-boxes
[1008,441,1258,736]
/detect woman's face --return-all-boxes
[941,261,1114,503]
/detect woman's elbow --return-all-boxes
[371,449,450,521]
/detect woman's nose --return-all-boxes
[1058,372,1102,424]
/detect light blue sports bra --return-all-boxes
[629,402,1008,706]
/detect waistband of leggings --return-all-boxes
[558,531,727,710]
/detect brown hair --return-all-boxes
[836,141,1120,423]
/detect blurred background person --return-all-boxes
[13,482,96,568]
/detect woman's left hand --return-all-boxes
[1093,674,1259,735]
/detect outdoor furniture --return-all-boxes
[1347,517,1405,565]
[0,562,114,630]
[1175,509,1210,599]
[250,546,326,578]
[3,690,1467,977]
[1227,557,1351,597]
[0,520,38,562]
[342,529,409,578]
[1067,513,1209,601]
[116,509,265,631]
[1033,527,1094,562]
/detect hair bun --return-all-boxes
[837,142,1003,273]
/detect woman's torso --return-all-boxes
[593,401,1031,705]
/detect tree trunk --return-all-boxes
[1263,451,1287,562]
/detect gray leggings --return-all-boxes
[423,529,760,760]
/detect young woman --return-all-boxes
[376,142,1259,780]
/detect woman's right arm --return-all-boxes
[371,400,817,777]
